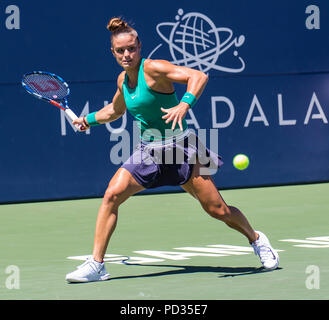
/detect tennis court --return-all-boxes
[1,182,328,300]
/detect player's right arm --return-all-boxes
[93,87,126,124]
[73,72,127,128]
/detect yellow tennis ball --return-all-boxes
[233,154,249,170]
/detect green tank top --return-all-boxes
[122,58,187,141]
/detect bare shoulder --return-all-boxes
[117,71,126,91]
[143,59,175,77]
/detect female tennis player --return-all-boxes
[65,17,279,282]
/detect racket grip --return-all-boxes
[65,109,84,132]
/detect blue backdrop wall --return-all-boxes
[1,0,328,203]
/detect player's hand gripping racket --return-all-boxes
[21,71,85,131]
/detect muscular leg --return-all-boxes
[181,161,258,243]
[92,168,145,262]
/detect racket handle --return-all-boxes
[65,109,85,132]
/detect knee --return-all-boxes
[203,203,231,221]
[103,187,122,206]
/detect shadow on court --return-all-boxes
[66,264,282,285]
[107,264,282,281]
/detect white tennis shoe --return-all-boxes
[66,257,111,283]
[251,231,279,270]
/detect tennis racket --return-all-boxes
[21,71,85,131]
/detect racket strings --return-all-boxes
[23,73,69,100]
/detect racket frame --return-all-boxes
[22,71,84,130]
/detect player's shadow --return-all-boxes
[109,264,282,281]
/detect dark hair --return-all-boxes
[107,17,139,44]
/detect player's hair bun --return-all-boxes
[107,17,140,45]
[107,17,129,32]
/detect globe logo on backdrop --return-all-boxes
[148,9,246,73]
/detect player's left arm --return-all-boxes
[145,59,208,130]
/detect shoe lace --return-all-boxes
[77,258,102,273]
[77,258,91,269]
[253,243,274,261]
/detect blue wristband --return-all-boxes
[86,112,100,126]
[180,92,197,108]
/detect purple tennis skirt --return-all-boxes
[121,129,223,189]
